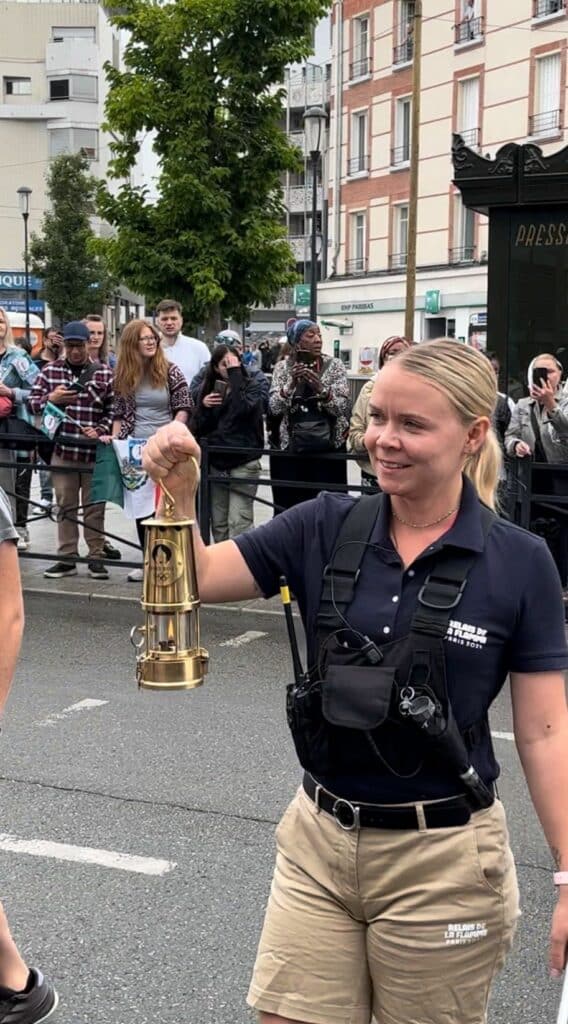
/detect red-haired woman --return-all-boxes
[109,319,192,580]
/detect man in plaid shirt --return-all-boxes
[29,321,114,580]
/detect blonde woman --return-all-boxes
[142,340,568,1024]
[109,319,191,580]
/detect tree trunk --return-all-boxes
[202,303,223,347]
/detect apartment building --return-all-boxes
[247,16,332,337]
[319,0,568,368]
[0,0,144,331]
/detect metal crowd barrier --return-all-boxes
[508,457,568,529]
[0,430,367,559]
[197,440,366,543]
[0,430,142,569]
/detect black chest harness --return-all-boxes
[285,494,496,809]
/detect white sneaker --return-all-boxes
[39,497,52,510]
[16,529,29,551]
[127,568,144,582]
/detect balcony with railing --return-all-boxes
[449,246,476,265]
[346,257,367,276]
[350,50,371,81]
[347,153,369,177]
[288,235,309,261]
[285,65,330,109]
[529,109,562,138]
[455,16,484,45]
[533,0,566,19]
[389,252,408,271]
[285,185,323,213]
[391,144,410,168]
[458,127,480,150]
[271,287,295,309]
[393,39,414,66]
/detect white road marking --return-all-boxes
[0,835,176,876]
[220,630,268,648]
[491,730,515,742]
[38,698,108,728]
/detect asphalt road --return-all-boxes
[0,593,561,1024]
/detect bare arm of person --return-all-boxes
[511,670,568,975]
[0,539,24,714]
[142,421,262,603]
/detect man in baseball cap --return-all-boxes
[29,321,114,580]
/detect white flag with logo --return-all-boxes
[111,438,155,520]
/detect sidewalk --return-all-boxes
[19,461,285,614]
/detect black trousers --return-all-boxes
[531,468,568,587]
[273,446,348,514]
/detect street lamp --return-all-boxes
[303,106,327,322]
[17,186,32,346]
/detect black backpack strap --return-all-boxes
[410,505,496,639]
[317,493,384,632]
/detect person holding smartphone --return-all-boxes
[191,344,264,542]
[28,321,114,580]
[505,353,568,595]
[268,319,351,512]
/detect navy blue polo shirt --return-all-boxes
[234,478,568,802]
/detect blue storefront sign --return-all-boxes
[0,271,43,291]
[2,298,45,315]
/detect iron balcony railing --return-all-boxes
[529,109,562,137]
[391,144,410,166]
[347,153,369,176]
[533,0,566,17]
[455,15,484,44]
[350,53,371,80]
[345,257,367,275]
[449,246,476,264]
[459,127,480,149]
[393,39,414,65]
[389,251,408,271]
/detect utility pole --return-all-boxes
[404,0,422,341]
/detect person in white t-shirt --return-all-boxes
[155,299,210,386]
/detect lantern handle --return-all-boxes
[159,457,200,520]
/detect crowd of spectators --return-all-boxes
[1,299,568,601]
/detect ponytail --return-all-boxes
[463,427,502,510]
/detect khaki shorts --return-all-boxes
[247,787,519,1024]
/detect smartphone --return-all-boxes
[68,381,85,393]
[213,380,228,398]
[532,366,550,388]
[296,350,316,366]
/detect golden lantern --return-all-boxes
[131,461,208,691]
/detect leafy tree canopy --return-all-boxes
[98,0,331,331]
[29,152,115,324]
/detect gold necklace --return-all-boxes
[391,505,459,529]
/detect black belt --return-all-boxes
[302,773,491,831]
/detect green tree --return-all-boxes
[98,0,330,336]
[29,153,115,324]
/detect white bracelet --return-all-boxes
[553,872,568,885]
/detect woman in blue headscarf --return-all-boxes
[268,319,351,512]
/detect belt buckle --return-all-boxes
[332,797,360,832]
